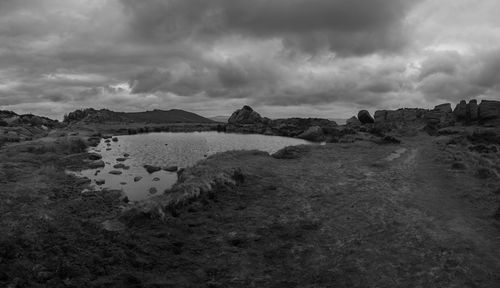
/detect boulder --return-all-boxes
[478,100,500,121]
[357,110,374,124]
[144,165,161,173]
[88,153,102,160]
[346,116,361,127]
[297,126,325,142]
[434,103,452,113]
[88,160,105,169]
[374,111,387,123]
[467,100,478,121]
[228,105,263,124]
[163,166,178,172]
[453,100,467,121]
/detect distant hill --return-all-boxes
[209,116,229,123]
[64,108,215,124]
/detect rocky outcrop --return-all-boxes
[453,100,467,121]
[468,100,479,121]
[228,106,265,125]
[346,116,361,128]
[424,104,455,128]
[357,110,374,124]
[225,106,337,142]
[478,100,500,124]
[144,165,161,174]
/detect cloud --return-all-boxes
[1,0,500,120]
[120,0,420,56]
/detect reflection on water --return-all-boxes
[74,132,311,201]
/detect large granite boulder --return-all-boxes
[424,103,455,128]
[453,100,467,121]
[434,103,452,113]
[228,105,263,124]
[357,110,374,124]
[478,100,500,122]
[374,111,387,123]
[467,100,479,121]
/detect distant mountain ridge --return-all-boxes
[64,108,215,124]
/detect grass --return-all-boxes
[22,137,88,155]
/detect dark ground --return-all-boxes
[0,130,499,287]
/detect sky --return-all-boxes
[0,0,499,120]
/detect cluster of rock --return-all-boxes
[0,110,60,143]
[63,108,127,124]
[347,100,500,133]
[225,106,338,142]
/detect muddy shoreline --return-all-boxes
[1,126,500,287]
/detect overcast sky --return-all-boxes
[0,0,499,120]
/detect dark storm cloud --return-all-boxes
[120,0,419,55]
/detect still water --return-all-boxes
[75,132,311,201]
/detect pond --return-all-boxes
[74,132,311,201]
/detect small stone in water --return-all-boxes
[116,158,127,162]
[120,182,127,185]
[149,187,158,194]
[109,170,122,175]
[153,177,160,181]
[113,163,126,169]
[134,176,143,182]
[123,153,130,157]
[96,179,105,185]
[163,166,178,172]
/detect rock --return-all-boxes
[112,137,118,142]
[96,179,105,185]
[453,100,467,121]
[228,105,263,124]
[357,110,374,124]
[153,177,160,181]
[374,110,387,123]
[346,116,361,127]
[434,103,452,113]
[133,176,143,182]
[123,153,130,157]
[88,160,105,169]
[149,187,158,194]
[298,126,325,142]
[116,158,127,162]
[113,163,127,169]
[424,104,455,128]
[88,153,102,160]
[109,170,123,175]
[467,100,479,121]
[143,165,161,173]
[163,166,178,172]
[105,139,111,143]
[106,148,112,151]
[478,100,500,122]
